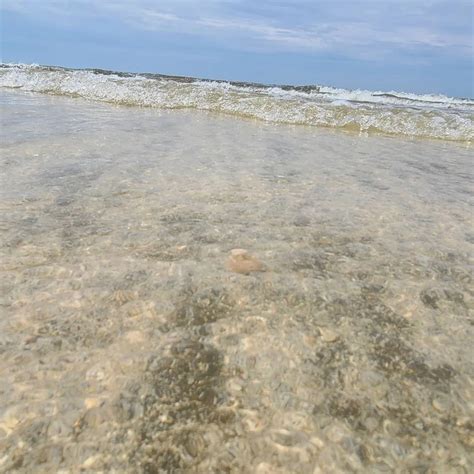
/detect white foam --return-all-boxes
[1,64,472,142]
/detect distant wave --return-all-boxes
[1,63,473,142]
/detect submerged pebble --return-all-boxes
[226,249,266,274]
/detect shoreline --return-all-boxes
[2,64,473,143]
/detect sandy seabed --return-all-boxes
[0,90,473,473]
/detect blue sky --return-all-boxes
[1,0,472,96]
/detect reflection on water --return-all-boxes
[0,90,473,473]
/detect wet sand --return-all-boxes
[0,90,473,473]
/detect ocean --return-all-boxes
[0,64,473,472]
[1,63,473,142]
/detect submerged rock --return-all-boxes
[226,249,266,274]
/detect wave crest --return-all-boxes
[1,64,472,142]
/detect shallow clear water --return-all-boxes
[0,90,473,473]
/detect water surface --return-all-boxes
[0,90,473,473]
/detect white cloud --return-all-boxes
[2,0,472,57]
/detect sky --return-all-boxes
[1,0,473,97]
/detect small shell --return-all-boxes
[125,301,157,318]
[108,290,137,305]
[226,249,266,274]
[318,327,339,342]
[184,433,205,458]
[432,397,451,413]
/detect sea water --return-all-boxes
[0,76,473,473]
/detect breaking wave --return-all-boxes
[1,63,473,142]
